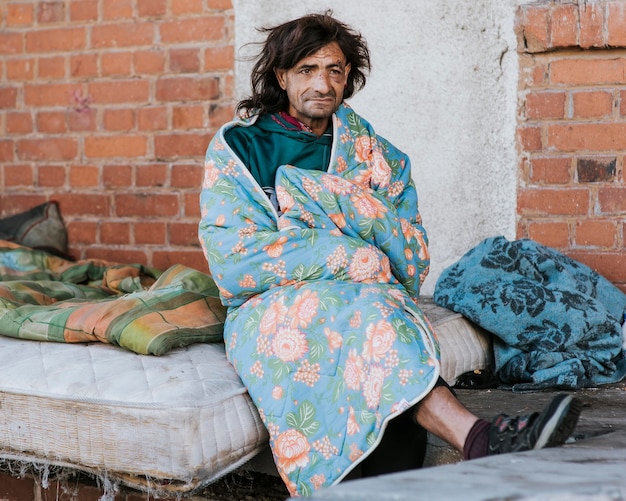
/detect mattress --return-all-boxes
[0,336,269,494]
[419,297,493,386]
[0,297,490,494]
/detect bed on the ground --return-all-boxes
[0,204,492,494]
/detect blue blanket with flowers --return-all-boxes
[434,236,626,391]
[199,103,439,496]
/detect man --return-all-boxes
[198,12,581,497]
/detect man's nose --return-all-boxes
[312,72,332,93]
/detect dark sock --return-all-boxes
[463,419,491,460]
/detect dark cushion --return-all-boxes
[0,201,69,258]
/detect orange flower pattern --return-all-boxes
[199,103,438,496]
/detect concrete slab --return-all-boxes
[301,440,626,500]
[297,383,626,501]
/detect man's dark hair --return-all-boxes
[237,12,371,115]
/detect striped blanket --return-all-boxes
[0,240,226,355]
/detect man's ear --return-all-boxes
[274,68,287,90]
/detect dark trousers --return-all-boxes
[355,377,451,477]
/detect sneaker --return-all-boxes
[488,394,582,455]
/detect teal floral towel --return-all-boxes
[434,236,626,391]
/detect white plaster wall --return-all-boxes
[232,0,532,294]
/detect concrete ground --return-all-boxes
[299,381,626,501]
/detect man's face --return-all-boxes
[274,42,351,134]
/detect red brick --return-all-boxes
[101,221,131,244]
[104,108,135,131]
[70,87,93,111]
[70,0,98,22]
[135,221,166,244]
[550,4,578,48]
[577,157,616,183]
[579,3,605,49]
[575,219,616,247]
[89,80,150,104]
[530,63,548,87]
[525,91,566,119]
[6,3,34,26]
[70,165,99,187]
[115,193,179,217]
[6,112,33,134]
[0,196,48,215]
[208,103,235,128]
[160,17,224,43]
[17,138,78,161]
[67,220,98,244]
[91,23,154,48]
[0,140,14,162]
[173,105,204,129]
[101,51,133,76]
[70,53,98,77]
[607,2,626,47]
[154,133,212,158]
[169,222,200,246]
[172,163,202,188]
[208,0,232,10]
[184,192,201,217]
[138,106,168,131]
[548,123,626,151]
[6,58,35,79]
[103,164,133,187]
[55,193,110,216]
[69,87,93,110]
[38,55,66,79]
[568,251,626,284]
[136,163,167,187]
[518,5,550,53]
[0,33,23,55]
[133,49,165,74]
[85,136,147,158]
[169,48,201,73]
[153,249,208,272]
[518,187,589,215]
[0,471,36,500]
[222,74,235,99]
[529,156,571,184]
[171,0,204,16]
[0,87,18,108]
[204,46,234,71]
[24,83,74,106]
[551,58,626,85]
[67,108,97,132]
[156,77,219,102]
[102,0,133,20]
[621,90,626,116]
[26,27,86,52]
[517,125,542,152]
[38,165,66,187]
[572,90,613,118]
[598,187,626,214]
[37,2,65,23]
[527,221,570,248]
[4,165,33,187]
[137,0,166,18]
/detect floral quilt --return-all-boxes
[434,236,626,391]
[199,103,440,496]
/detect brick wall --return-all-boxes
[0,0,234,272]
[516,0,626,292]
